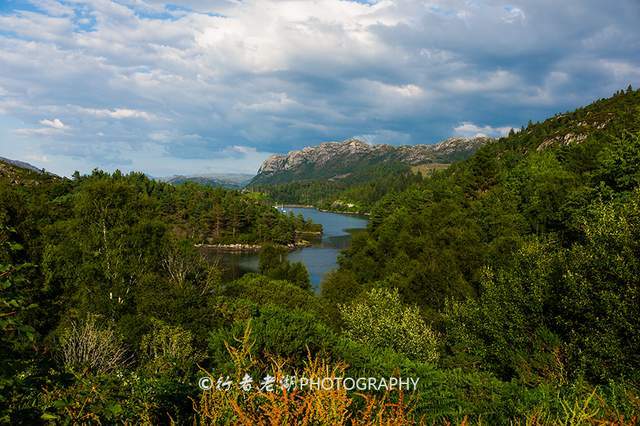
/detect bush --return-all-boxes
[222,274,329,319]
[209,306,337,370]
[58,315,129,375]
[140,319,200,376]
[339,287,439,362]
[259,244,311,290]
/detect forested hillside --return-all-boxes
[250,137,488,213]
[1,88,639,424]
[328,86,640,383]
[252,162,425,213]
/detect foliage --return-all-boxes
[197,322,421,425]
[208,307,337,371]
[220,274,329,319]
[140,318,201,376]
[1,88,640,422]
[340,287,440,362]
[58,315,129,375]
[259,244,311,290]
[0,227,38,423]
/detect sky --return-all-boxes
[0,0,639,177]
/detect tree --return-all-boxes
[320,269,361,306]
[445,239,563,382]
[259,244,311,290]
[258,244,287,275]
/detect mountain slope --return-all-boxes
[328,87,640,386]
[162,173,254,189]
[0,156,44,174]
[336,87,640,306]
[251,136,489,186]
[0,156,57,185]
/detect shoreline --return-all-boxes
[195,240,312,253]
[279,204,370,217]
[317,207,370,217]
[276,203,315,208]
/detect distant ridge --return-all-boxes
[0,156,58,184]
[160,173,254,189]
[250,136,490,185]
[0,156,45,174]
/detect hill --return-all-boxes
[250,136,489,186]
[249,136,490,212]
[0,156,57,185]
[328,86,640,385]
[162,173,254,189]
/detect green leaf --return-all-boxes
[41,413,60,420]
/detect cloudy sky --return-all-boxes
[0,0,639,176]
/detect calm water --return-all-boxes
[208,207,368,290]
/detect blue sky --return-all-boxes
[0,0,639,176]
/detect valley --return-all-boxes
[2,88,640,423]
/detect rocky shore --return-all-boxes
[317,207,370,216]
[195,240,312,252]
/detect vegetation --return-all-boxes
[340,287,440,362]
[259,244,311,290]
[251,162,425,213]
[1,88,640,423]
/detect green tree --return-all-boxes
[259,244,311,290]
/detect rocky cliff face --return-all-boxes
[253,136,490,184]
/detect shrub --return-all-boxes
[140,319,200,376]
[58,315,129,375]
[209,307,337,370]
[339,287,439,362]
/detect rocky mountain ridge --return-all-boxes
[253,136,490,184]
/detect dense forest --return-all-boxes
[2,88,640,424]
[251,162,426,213]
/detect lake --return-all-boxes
[209,207,368,290]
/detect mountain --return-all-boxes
[250,136,490,185]
[0,156,45,174]
[0,156,57,185]
[161,173,254,189]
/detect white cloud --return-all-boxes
[0,0,638,176]
[354,130,412,145]
[444,70,520,94]
[40,118,66,129]
[80,108,158,121]
[453,122,514,138]
[14,117,68,137]
[226,145,257,155]
[502,6,526,24]
[29,0,75,17]
[14,127,61,137]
